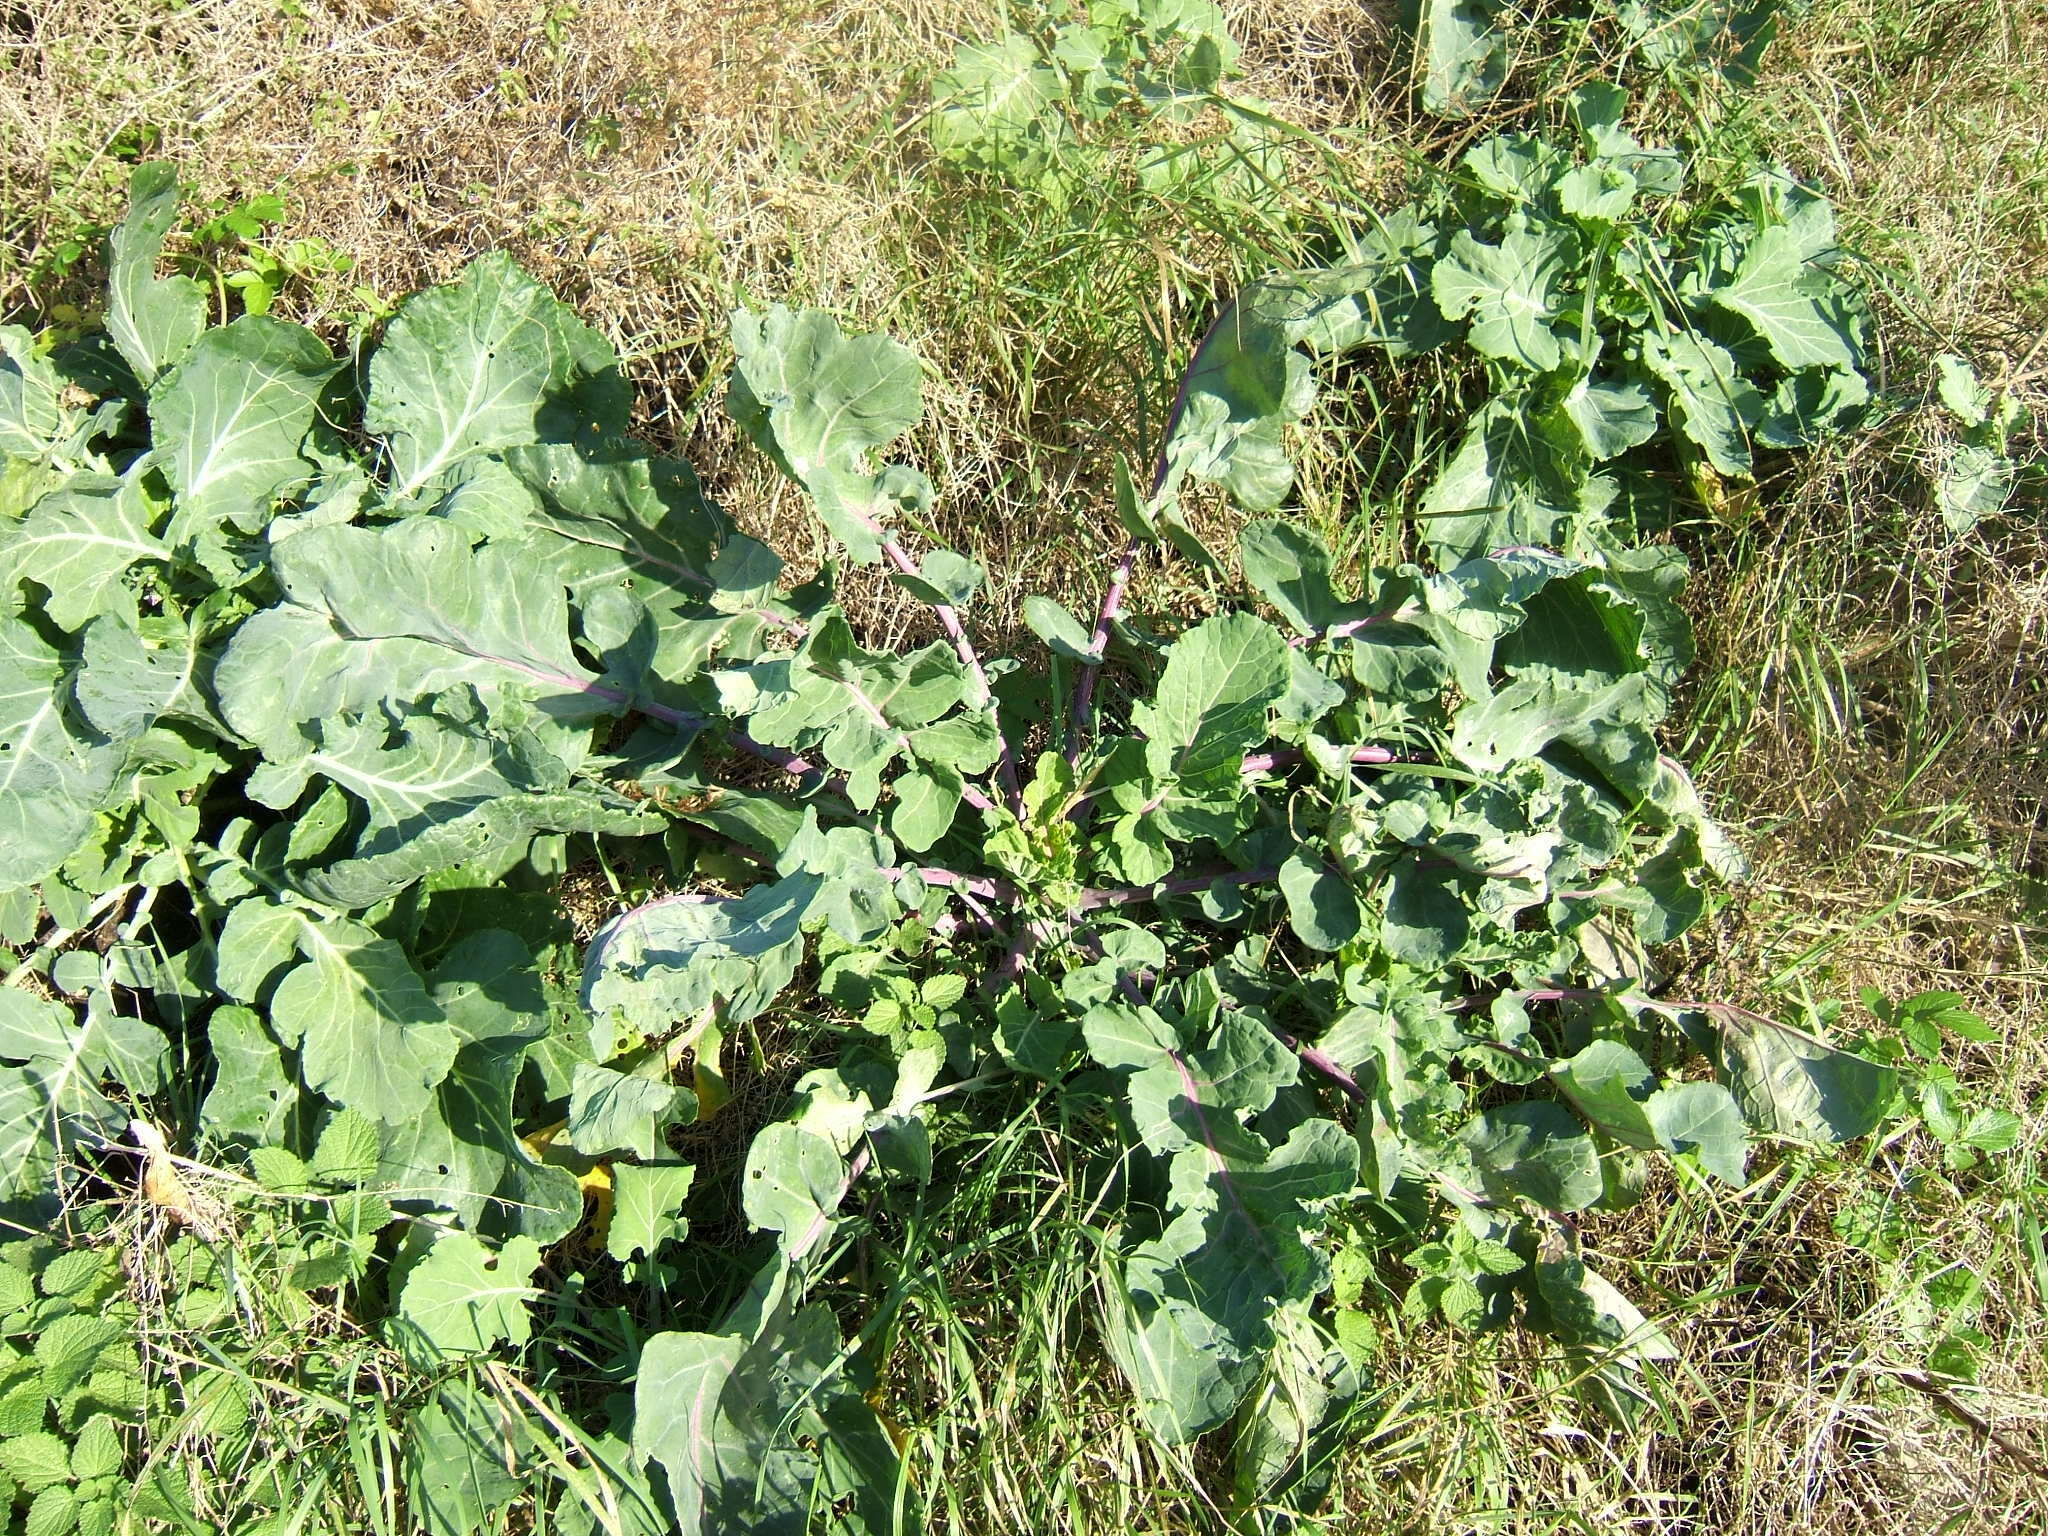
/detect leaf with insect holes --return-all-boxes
[366,252,629,501]
[395,1231,543,1361]
[608,1163,697,1263]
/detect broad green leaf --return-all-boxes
[395,1231,542,1360]
[104,164,205,386]
[931,34,1065,175]
[199,1005,297,1145]
[1111,1118,1356,1441]
[366,252,628,500]
[634,1294,905,1536]
[1458,1101,1602,1211]
[1158,285,1321,512]
[890,547,984,609]
[0,326,77,460]
[608,1163,696,1263]
[0,617,112,891]
[1279,849,1364,951]
[1644,1080,1747,1183]
[504,439,742,619]
[1239,520,1354,635]
[378,1033,581,1243]
[405,1381,525,1536]
[73,613,218,740]
[1430,227,1573,372]
[1136,611,1290,780]
[212,899,307,1003]
[889,765,962,853]
[1561,373,1659,460]
[152,316,339,537]
[1640,333,1761,477]
[270,917,457,1123]
[215,519,628,757]
[3,472,166,632]
[1381,855,1470,969]
[1417,0,1505,116]
[1022,595,1102,662]
[583,872,819,1031]
[1552,1040,1659,1148]
[567,1062,695,1161]
[741,1122,846,1251]
[310,1107,383,1185]
[1689,1004,1895,1144]
[1709,224,1858,371]
[728,306,927,563]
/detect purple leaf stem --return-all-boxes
[1286,614,1393,649]
[1240,745,1398,777]
[1065,535,1140,761]
[1066,293,1243,764]
[883,866,1018,904]
[1278,1032,1368,1104]
[1072,865,1278,913]
[858,517,1023,813]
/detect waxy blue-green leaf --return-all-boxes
[0,326,80,461]
[1645,1080,1747,1184]
[200,1005,297,1146]
[394,1230,542,1361]
[1279,848,1364,951]
[583,872,820,1031]
[1686,1004,1895,1145]
[405,1381,525,1536]
[1430,227,1574,373]
[931,33,1066,175]
[1709,224,1858,372]
[567,1061,695,1161]
[216,519,629,756]
[1135,611,1290,781]
[1239,519,1356,636]
[635,1296,905,1536]
[367,252,628,500]
[1416,0,1505,116]
[73,612,218,740]
[2,472,166,632]
[378,1031,580,1244]
[608,1163,696,1263]
[1022,595,1102,662]
[270,916,457,1124]
[1158,286,1320,512]
[728,306,927,564]
[503,440,744,614]
[0,617,113,891]
[104,163,205,387]
[1640,333,1761,477]
[1458,1101,1602,1211]
[152,316,339,539]
[1111,1117,1356,1441]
